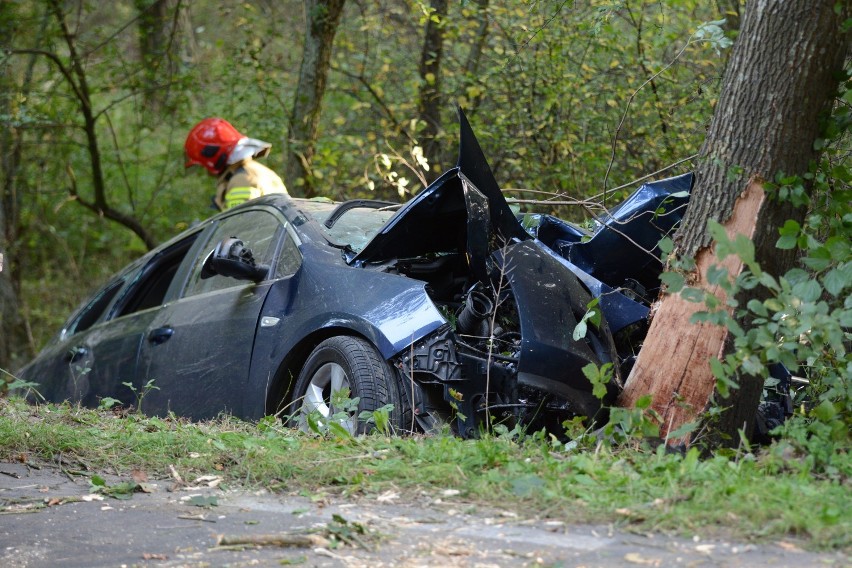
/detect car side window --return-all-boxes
[113,234,200,318]
[183,210,283,298]
[64,278,126,336]
[274,230,301,279]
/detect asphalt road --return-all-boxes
[0,461,846,567]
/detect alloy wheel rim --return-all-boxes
[301,362,356,433]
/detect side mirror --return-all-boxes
[200,237,269,282]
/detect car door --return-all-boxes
[137,208,286,420]
[24,275,131,405]
[29,233,204,408]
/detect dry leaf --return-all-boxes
[376,491,399,503]
[624,552,661,566]
[168,464,183,483]
[776,541,803,552]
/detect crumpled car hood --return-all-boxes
[352,109,529,267]
[352,109,620,420]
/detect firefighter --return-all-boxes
[184,117,288,210]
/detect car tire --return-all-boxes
[293,336,404,435]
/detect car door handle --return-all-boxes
[148,327,174,345]
[65,346,88,362]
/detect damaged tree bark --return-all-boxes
[618,0,849,444]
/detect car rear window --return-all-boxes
[298,200,397,252]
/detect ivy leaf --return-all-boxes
[811,400,837,423]
[776,219,800,250]
[792,280,822,303]
[660,271,685,292]
[681,287,705,303]
[758,272,780,292]
[776,234,797,250]
[747,299,768,317]
[732,234,756,266]
[706,264,729,286]
[668,420,698,439]
[802,247,832,271]
[572,319,588,341]
[823,265,849,296]
[573,303,599,341]
[635,395,653,409]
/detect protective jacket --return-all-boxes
[215,159,288,210]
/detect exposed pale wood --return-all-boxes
[618,182,766,440]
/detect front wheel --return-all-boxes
[292,336,404,434]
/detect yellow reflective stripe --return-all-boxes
[224,186,261,209]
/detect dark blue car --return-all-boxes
[19,111,691,437]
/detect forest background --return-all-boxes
[0,0,840,378]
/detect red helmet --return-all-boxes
[184,118,245,175]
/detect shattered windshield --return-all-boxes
[297,200,398,252]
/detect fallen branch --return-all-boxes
[178,514,217,523]
[215,533,331,549]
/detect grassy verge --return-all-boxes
[0,397,848,550]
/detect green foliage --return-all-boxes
[358,404,395,437]
[97,397,122,411]
[90,474,145,500]
[602,394,662,444]
[1,372,41,400]
[572,297,601,341]
[301,388,395,438]
[581,361,611,401]
[122,379,160,414]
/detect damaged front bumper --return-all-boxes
[393,237,620,437]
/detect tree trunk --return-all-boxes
[417,0,448,179]
[618,0,849,444]
[461,0,489,116]
[286,0,347,198]
[0,102,27,374]
[0,4,38,373]
[135,0,195,110]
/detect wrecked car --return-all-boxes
[19,111,691,437]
